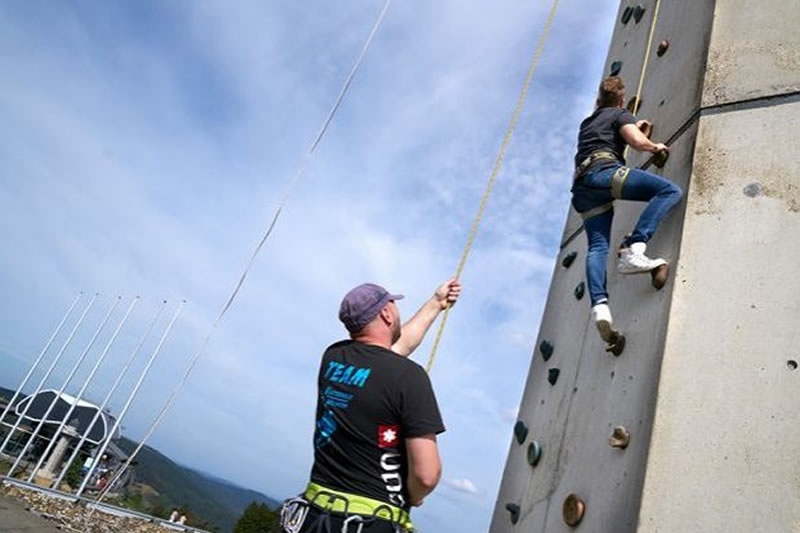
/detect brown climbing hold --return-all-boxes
[609,426,631,449]
[605,332,626,356]
[638,120,653,139]
[651,263,669,290]
[563,494,585,527]
[653,150,669,168]
[657,40,669,56]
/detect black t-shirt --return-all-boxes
[309,340,445,510]
[574,106,637,173]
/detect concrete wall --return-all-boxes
[493,0,800,531]
[637,0,800,530]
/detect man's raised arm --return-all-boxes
[392,279,461,357]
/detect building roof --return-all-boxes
[15,390,119,445]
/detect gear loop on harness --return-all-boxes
[280,496,312,533]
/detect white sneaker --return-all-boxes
[617,242,667,274]
[592,303,614,342]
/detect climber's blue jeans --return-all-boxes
[571,165,683,306]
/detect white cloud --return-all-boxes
[447,478,480,495]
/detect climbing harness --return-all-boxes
[305,483,413,531]
[89,0,395,512]
[280,484,412,533]
[425,0,562,373]
[573,150,619,180]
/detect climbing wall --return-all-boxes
[490,0,800,530]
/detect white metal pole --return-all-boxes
[28,296,138,483]
[7,295,119,478]
[0,292,82,439]
[53,299,166,490]
[78,300,184,498]
[0,293,99,460]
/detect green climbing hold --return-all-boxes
[539,340,554,362]
[574,282,585,300]
[506,503,521,524]
[514,420,528,445]
[561,251,578,268]
[610,60,623,76]
[527,441,543,467]
[548,368,560,386]
[633,5,646,23]
[621,6,633,24]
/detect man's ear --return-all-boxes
[379,305,392,325]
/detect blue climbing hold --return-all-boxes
[633,5,646,23]
[506,503,521,524]
[574,282,585,300]
[621,6,634,24]
[527,441,543,467]
[514,420,529,445]
[610,60,623,76]
[539,340,554,362]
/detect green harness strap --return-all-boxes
[575,151,631,220]
[304,482,415,531]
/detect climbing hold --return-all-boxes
[514,420,529,445]
[562,494,586,527]
[656,40,670,56]
[605,333,626,357]
[527,441,543,467]
[743,183,763,198]
[506,503,521,525]
[539,340,554,362]
[620,6,634,24]
[574,282,585,301]
[787,360,798,371]
[610,60,623,77]
[650,263,669,290]
[608,426,631,449]
[653,150,669,168]
[633,5,646,23]
[562,251,578,269]
[627,96,641,114]
[639,120,653,139]
[548,368,560,386]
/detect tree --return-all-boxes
[233,501,281,533]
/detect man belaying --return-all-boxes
[571,76,682,345]
[280,279,461,533]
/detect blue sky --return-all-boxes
[0,1,617,531]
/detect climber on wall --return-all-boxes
[570,76,683,344]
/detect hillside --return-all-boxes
[116,437,279,532]
[1,386,279,532]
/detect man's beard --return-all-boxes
[391,320,401,344]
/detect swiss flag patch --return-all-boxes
[378,425,401,448]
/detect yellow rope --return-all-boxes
[624,0,662,159]
[425,0,561,374]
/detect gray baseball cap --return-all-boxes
[339,283,404,333]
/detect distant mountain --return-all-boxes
[116,437,279,533]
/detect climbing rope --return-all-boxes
[89,0,393,509]
[624,0,663,159]
[425,0,561,373]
